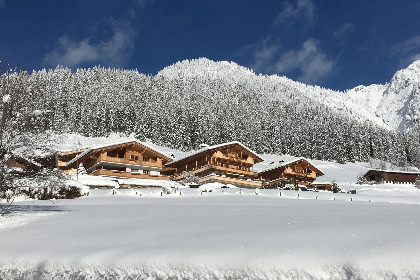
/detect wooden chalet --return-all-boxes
[258,158,324,187]
[58,140,172,180]
[164,142,264,188]
[363,169,420,184]
[57,139,326,189]
[164,142,325,188]
[5,155,42,175]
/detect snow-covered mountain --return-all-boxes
[3,57,419,168]
[158,58,420,132]
[375,61,420,131]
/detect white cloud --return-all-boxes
[409,53,420,62]
[391,35,420,65]
[333,23,355,38]
[252,38,334,84]
[44,18,136,68]
[392,35,420,55]
[275,0,315,25]
[252,38,280,72]
[135,0,154,8]
[275,39,334,83]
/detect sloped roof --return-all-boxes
[165,141,263,167]
[65,140,172,167]
[258,157,324,176]
[364,169,420,175]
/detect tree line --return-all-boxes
[1,59,419,171]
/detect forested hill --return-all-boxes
[1,58,420,168]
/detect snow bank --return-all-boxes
[1,262,418,280]
[117,178,183,189]
[71,174,119,188]
[199,182,237,191]
[1,190,420,278]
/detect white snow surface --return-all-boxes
[71,174,120,188]
[117,178,184,188]
[2,181,420,279]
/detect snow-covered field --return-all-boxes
[1,185,420,279]
[1,133,420,278]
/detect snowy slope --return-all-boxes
[376,60,420,131]
[158,58,420,132]
[1,188,420,279]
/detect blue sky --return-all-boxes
[1,0,419,90]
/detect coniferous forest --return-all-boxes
[1,59,420,169]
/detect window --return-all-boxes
[131,169,139,173]
[130,155,138,160]
[107,150,118,157]
[143,170,150,175]
[143,156,149,162]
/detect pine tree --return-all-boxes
[78,163,88,175]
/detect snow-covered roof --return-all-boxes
[258,157,325,176]
[365,169,420,175]
[65,139,172,167]
[165,141,263,166]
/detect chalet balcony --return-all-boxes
[200,174,262,188]
[100,155,162,168]
[91,169,168,180]
[214,154,251,164]
[174,164,257,180]
[283,169,316,179]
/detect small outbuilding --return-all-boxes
[363,169,420,184]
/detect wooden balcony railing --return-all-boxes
[283,169,316,179]
[214,155,253,165]
[200,175,262,188]
[174,164,257,180]
[100,155,162,168]
[91,169,168,180]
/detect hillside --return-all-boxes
[1,59,419,169]
[158,58,420,132]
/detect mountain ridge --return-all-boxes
[2,58,419,168]
[158,58,420,132]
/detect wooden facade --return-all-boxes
[363,169,420,184]
[165,142,324,188]
[58,140,325,188]
[58,141,172,180]
[164,142,264,187]
[259,158,324,187]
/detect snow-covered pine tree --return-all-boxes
[415,176,420,189]
[78,163,87,175]
[1,59,419,170]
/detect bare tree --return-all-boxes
[0,62,16,197]
[0,62,43,198]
